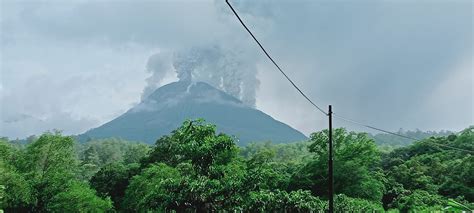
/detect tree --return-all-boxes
[77,138,149,181]
[83,146,101,166]
[382,127,474,207]
[240,141,311,191]
[390,190,446,212]
[1,132,112,212]
[78,146,101,181]
[126,121,389,212]
[289,128,385,202]
[122,163,182,211]
[242,189,327,212]
[0,163,34,211]
[127,120,243,211]
[3,122,472,212]
[79,138,150,167]
[140,120,238,173]
[46,181,112,212]
[90,163,139,209]
[21,132,78,211]
[0,139,34,211]
[243,148,291,191]
[242,191,383,212]
[334,194,384,212]
[123,143,150,165]
[439,155,474,201]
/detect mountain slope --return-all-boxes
[81,81,307,145]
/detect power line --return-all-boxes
[333,113,419,141]
[334,113,474,153]
[225,0,473,154]
[428,141,474,153]
[225,0,327,116]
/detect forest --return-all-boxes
[1,120,473,212]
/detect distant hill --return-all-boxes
[370,129,454,148]
[80,81,307,145]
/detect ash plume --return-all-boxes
[141,52,173,100]
[143,45,260,107]
[174,45,259,107]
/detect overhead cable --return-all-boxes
[334,113,474,153]
[226,0,473,154]
[226,0,327,116]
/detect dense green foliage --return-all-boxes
[289,129,385,202]
[77,138,150,181]
[1,122,472,212]
[381,127,474,211]
[0,133,112,212]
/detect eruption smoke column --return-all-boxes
[141,52,173,100]
[172,45,259,107]
[141,45,259,107]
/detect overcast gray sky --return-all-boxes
[1,0,472,139]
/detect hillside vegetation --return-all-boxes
[370,129,454,151]
[1,120,472,212]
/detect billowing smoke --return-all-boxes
[143,45,260,107]
[140,52,173,100]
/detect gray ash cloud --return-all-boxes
[143,45,260,107]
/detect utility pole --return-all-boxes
[328,105,334,213]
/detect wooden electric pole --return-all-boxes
[328,105,334,213]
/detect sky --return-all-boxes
[0,0,472,139]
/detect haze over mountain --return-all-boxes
[1,1,471,138]
[81,81,307,145]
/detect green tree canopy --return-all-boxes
[290,128,385,202]
[1,133,112,212]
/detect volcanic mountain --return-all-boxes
[81,81,307,145]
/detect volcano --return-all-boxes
[81,81,307,145]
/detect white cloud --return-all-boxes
[0,40,153,137]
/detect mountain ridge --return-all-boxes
[81,81,307,145]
